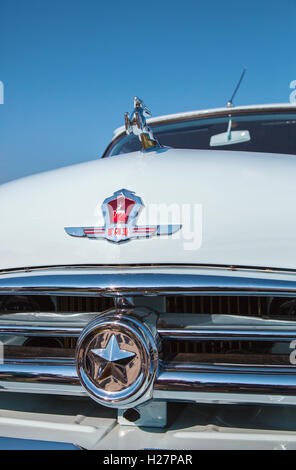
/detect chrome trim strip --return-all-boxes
[1,322,296,342]
[2,273,296,296]
[10,381,296,405]
[0,381,86,396]
[1,361,296,399]
[160,362,295,373]
[3,263,296,276]
[155,365,296,395]
[0,363,80,385]
[158,327,296,342]
[153,390,296,406]
[0,324,83,337]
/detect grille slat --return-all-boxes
[165,296,273,317]
[58,296,114,313]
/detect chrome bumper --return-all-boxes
[2,361,296,406]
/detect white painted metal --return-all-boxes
[0,394,116,449]
[1,395,296,449]
[1,146,296,270]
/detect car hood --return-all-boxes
[0,147,295,271]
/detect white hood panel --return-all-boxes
[0,148,296,270]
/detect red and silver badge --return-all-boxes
[65,188,182,243]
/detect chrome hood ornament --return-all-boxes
[125,97,160,151]
[65,188,182,243]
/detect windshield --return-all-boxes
[105,112,296,157]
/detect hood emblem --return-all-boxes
[65,188,182,243]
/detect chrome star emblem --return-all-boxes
[91,334,136,384]
[76,315,159,407]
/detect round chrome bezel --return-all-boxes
[76,314,158,408]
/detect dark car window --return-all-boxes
[104,113,296,157]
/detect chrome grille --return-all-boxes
[2,269,296,404]
[0,294,296,364]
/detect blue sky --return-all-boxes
[0,0,295,184]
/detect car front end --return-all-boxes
[1,101,296,449]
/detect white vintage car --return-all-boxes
[1,99,296,450]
